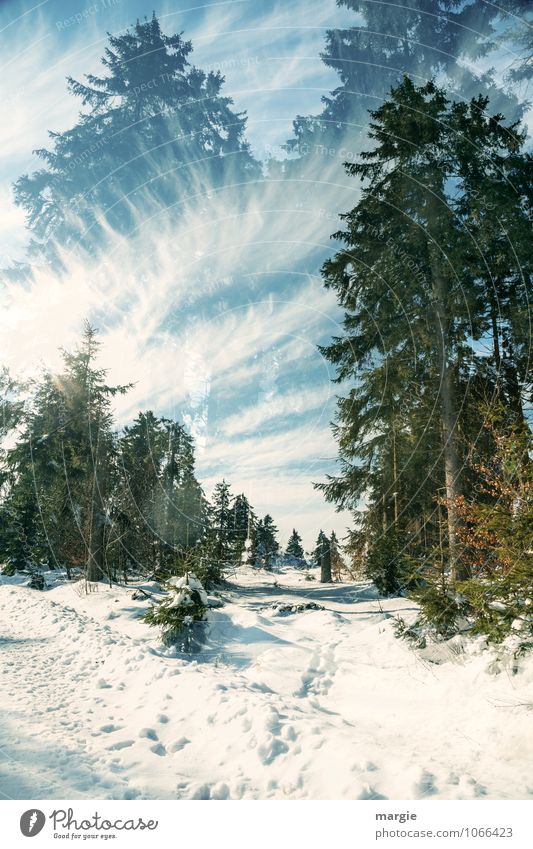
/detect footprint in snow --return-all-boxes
[281,725,297,742]
[150,743,167,757]
[169,737,190,753]
[211,782,230,799]
[358,784,388,800]
[190,784,211,800]
[106,740,134,751]
[415,770,438,798]
[257,735,289,765]
[139,728,159,741]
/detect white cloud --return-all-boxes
[220,384,333,437]
[0,0,362,550]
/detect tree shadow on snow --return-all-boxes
[0,717,136,800]
[172,613,294,669]
[227,581,378,606]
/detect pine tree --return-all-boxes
[65,325,130,582]
[312,531,329,567]
[317,78,531,593]
[329,531,345,582]
[260,514,280,568]
[115,411,166,578]
[285,0,523,171]
[114,412,207,580]
[14,13,260,261]
[252,514,279,569]
[1,324,130,582]
[209,480,234,572]
[144,572,208,649]
[232,493,252,565]
[451,407,533,644]
[285,528,305,561]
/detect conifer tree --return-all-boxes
[285,0,523,170]
[286,528,305,561]
[14,14,260,261]
[312,531,329,568]
[114,412,207,579]
[232,493,252,565]
[2,324,129,582]
[209,480,234,570]
[252,514,280,569]
[329,531,345,581]
[317,78,532,592]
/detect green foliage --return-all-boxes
[411,582,466,639]
[283,0,523,209]
[312,530,329,568]
[14,14,260,261]
[0,326,263,588]
[316,76,532,645]
[143,573,208,647]
[365,528,415,596]
[285,529,305,560]
[450,410,533,645]
[251,514,279,568]
[329,530,345,580]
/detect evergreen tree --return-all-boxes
[285,0,523,171]
[209,480,234,571]
[285,528,305,561]
[451,407,533,645]
[156,419,206,565]
[252,514,279,568]
[115,410,166,578]
[498,1,533,84]
[317,78,532,593]
[2,324,129,581]
[312,531,329,568]
[232,493,252,565]
[114,412,206,580]
[260,514,280,567]
[14,14,260,261]
[144,572,208,649]
[329,531,345,582]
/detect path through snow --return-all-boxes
[0,569,532,800]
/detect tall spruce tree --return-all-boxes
[2,324,129,581]
[286,528,305,561]
[252,514,279,568]
[232,493,253,565]
[329,530,345,581]
[209,480,234,570]
[312,531,330,568]
[285,0,524,169]
[14,13,260,262]
[114,412,206,579]
[317,77,532,593]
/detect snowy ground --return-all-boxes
[0,567,532,801]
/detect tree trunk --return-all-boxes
[430,253,466,582]
[320,546,332,583]
[392,424,399,527]
[87,452,106,582]
[87,483,105,582]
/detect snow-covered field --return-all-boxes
[0,567,532,801]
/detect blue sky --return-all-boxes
[0,0,363,549]
[0,0,530,549]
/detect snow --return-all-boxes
[166,573,209,607]
[0,566,532,800]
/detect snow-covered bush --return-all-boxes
[144,572,208,647]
